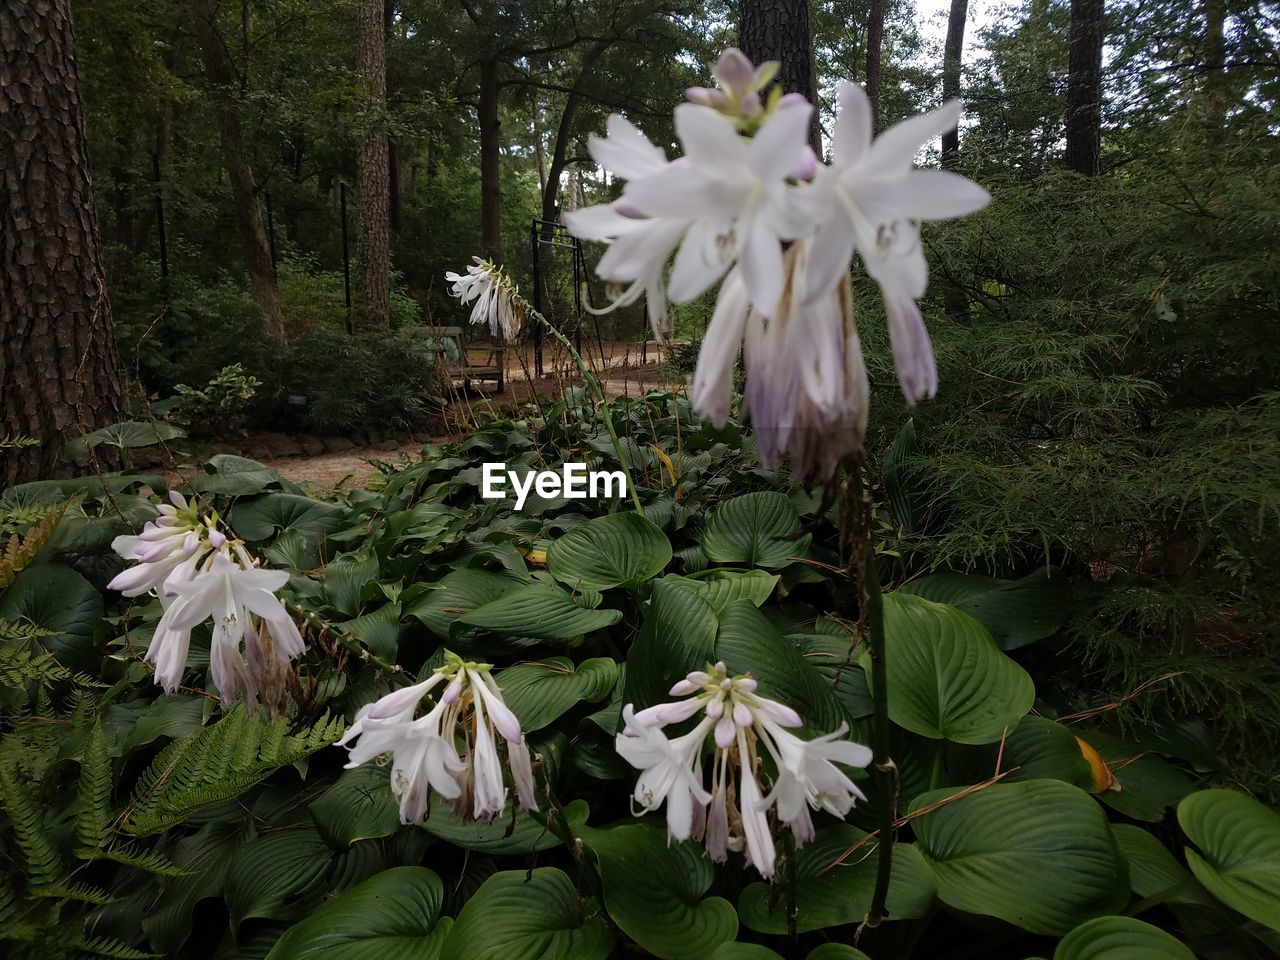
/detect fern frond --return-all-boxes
[76,843,190,877]
[27,882,115,906]
[73,935,159,959]
[0,499,71,588]
[0,643,69,691]
[0,762,63,886]
[75,721,111,854]
[122,708,344,837]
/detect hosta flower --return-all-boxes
[337,651,539,824]
[445,257,526,342]
[616,662,871,878]
[806,81,990,404]
[109,493,303,709]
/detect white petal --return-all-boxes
[747,96,813,182]
[868,100,962,171]
[691,270,750,426]
[832,82,872,167]
[668,219,731,303]
[875,170,991,221]
[738,213,786,319]
[674,103,747,171]
[589,114,668,180]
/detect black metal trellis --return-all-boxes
[529,218,607,378]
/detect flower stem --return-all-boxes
[526,307,645,517]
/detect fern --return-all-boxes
[82,844,190,878]
[122,708,344,836]
[0,643,68,690]
[0,499,70,588]
[0,761,63,887]
[74,722,111,854]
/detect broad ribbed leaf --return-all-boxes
[547,512,672,591]
[662,570,779,611]
[1083,731,1194,822]
[869,593,1034,743]
[225,830,333,926]
[441,868,612,960]
[1179,789,1280,932]
[405,569,519,639]
[898,569,1076,650]
[497,657,617,732]
[232,493,346,542]
[700,492,810,568]
[0,563,102,667]
[912,779,1127,935]
[310,765,401,848]
[1053,916,1195,960]
[738,825,934,933]
[581,823,737,960]
[459,583,621,642]
[1112,824,1205,905]
[992,716,1093,787]
[622,578,718,712]
[267,867,451,960]
[421,798,588,853]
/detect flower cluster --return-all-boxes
[565,48,989,481]
[445,256,526,342]
[337,651,538,824]
[109,491,303,710]
[616,661,872,878]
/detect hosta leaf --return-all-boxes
[580,822,737,960]
[1052,916,1195,959]
[310,764,402,848]
[190,455,284,496]
[66,420,185,457]
[898,569,1077,650]
[441,868,612,960]
[404,569,520,639]
[0,563,102,667]
[496,657,618,732]
[912,779,1127,935]
[623,578,719,713]
[231,493,346,542]
[1112,824,1205,905]
[421,798,588,853]
[789,628,872,720]
[738,825,935,933]
[459,583,621,643]
[266,867,451,960]
[662,570,779,611]
[1081,731,1194,822]
[868,593,1034,744]
[335,602,402,661]
[700,492,810,568]
[225,829,333,926]
[547,512,672,591]
[1179,789,1280,932]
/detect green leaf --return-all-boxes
[142,822,244,953]
[738,825,935,933]
[336,603,402,661]
[1112,824,1204,905]
[700,492,810,568]
[1179,789,1280,932]
[662,570,779,612]
[231,494,347,542]
[912,779,1128,935]
[869,593,1034,744]
[190,455,284,496]
[441,868,612,960]
[496,657,618,732]
[715,601,847,734]
[421,798,588,853]
[883,417,921,535]
[459,583,621,643]
[225,829,333,926]
[580,823,737,960]
[1052,916,1195,960]
[1082,731,1195,822]
[266,866,451,960]
[993,716,1094,787]
[323,554,383,618]
[310,765,402,849]
[66,420,185,458]
[0,563,102,667]
[547,512,672,591]
[789,628,873,721]
[405,569,520,639]
[805,948,871,960]
[709,946,783,960]
[898,569,1077,650]
[623,578,719,712]
[75,720,112,853]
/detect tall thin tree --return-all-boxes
[356,0,391,325]
[1065,0,1104,175]
[191,0,286,346]
[1,0,125,485]
[738,0,822,152]
[865,0,887,131]
[941,0,969,166]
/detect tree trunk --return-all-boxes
[941,0,969,166]
[865,0,886,132]
[1065,0,1104,176]
[738,0,822,152]
[541,39,610,226]
[479,53,502,261]
[191,0,285,346]
[0,0,125,486]
[355,0,390,326]
[1201,0,1227,127]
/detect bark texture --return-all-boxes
[942,0,969,166]
[1,0,125,486]
[1065,0,1104,176]
[191,0,286,345]
[356,0,390,325]
[479,54,502,260]
[865,0,887,132]
[738,0,822,152]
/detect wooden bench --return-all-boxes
[416,325,505,393]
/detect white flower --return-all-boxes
[616,661,870,878]
[336,653,540,825]
[445,258,526,342]
[806,81,991,404]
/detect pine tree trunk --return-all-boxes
[1201,0,1227,128]
[356,0,390,326]
[941,0,969,166]
[0,0,125,486]
[541,40,610,226]
[191,0,286,346]
[1065,0,1104,176]
[865,0,886,132]
[479,54,502,261]
[738,0,822,152]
